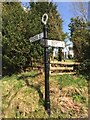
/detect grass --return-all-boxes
[50,74,87,88]
[1,70,88,118]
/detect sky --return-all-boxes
[56,2,88,33]
[22,2,88,34]
[56,2,75,34]
[21,0,89,2]
[22,2,74,34]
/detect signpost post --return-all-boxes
[30,13,65,116]
[30,13,50,116]
[42,13,50,116]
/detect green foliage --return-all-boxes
[79,59,90,76]
[20,70,38,77]
[29,2,66,62]
[73,94,86,103]
[51,74,88,88]
[29,2,64,40]
[2,2,65,75]
[69,17,90,61]
[69,17,90,75]
[2,3,30,75]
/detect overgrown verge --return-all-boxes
[1,71,88,118]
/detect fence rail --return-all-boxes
[49,61,80,76]
[50,61,80,65]
[31,60,80,76]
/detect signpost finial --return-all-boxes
[42,13,48,25]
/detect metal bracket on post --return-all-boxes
[42,13,50,116]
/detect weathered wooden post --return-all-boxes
[42,13,50,116]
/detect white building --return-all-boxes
[63,45,74,59]
[53,39,74,60]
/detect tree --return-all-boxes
[2,2,65,75]
[29,2,65,39]
[2,3,30,75]
[69,17,90,61]
[69,15,90,76]
[29,2,66,61]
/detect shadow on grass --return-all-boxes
[17,73,45,107]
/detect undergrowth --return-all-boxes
[1,70,88,118]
